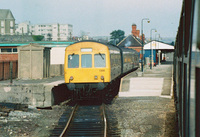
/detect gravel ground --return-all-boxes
[106,97,178,137]
[0,104,69,137]
[0,96,178,137]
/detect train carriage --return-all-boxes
[173,0,200,136]
[64,41,122,91]
[64,40,139,98]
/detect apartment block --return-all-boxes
[15,22,73,41]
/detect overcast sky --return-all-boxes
[1,0,183,38]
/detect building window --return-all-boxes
[1,28,4,34]
[1,48,12,53]
[13,48,17,52]
[0,48,18,53]
[10,21,13,27]
[10,29,13,34]
[1,21,4,27]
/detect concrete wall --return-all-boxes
[50,64,64,77]
[0,84,54,107]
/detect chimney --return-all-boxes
[131,23,140,37]
[140,34,145,43]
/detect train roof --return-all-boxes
[68,40,120,49]
[69,40,114,46]
[69,40,138,54]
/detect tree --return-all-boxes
[170,41,175,46]
[32,35,44,41]
[110,30,125,45]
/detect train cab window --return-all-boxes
[81,54,92,68]
[95,53,106,68]
[68,54,79,68]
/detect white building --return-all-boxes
[15,21,31,35]
[15,22,73,41]
[144,40,174,64]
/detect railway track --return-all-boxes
[50,102,107,137]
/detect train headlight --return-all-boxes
[101,76,104,80]
[70,76,74,80]
[94,75,98,80]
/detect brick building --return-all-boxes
[0,44,23,61]
[117,24,145,58]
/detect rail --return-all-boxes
[59,104,78,137]
[58,103,107,137]
[102,103,107,137]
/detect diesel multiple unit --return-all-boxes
[64,41,139,98]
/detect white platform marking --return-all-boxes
[119,77,164,97]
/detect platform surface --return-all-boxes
[0,76,65,86]
[119,64,173,97]
[0,76,65,107]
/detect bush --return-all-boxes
[32,35,44,41]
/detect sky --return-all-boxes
[1,0,183,38]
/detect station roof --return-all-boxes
[144,41,174,50]
[117,34,142,47]
[0,41,74,47]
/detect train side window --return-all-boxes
[94,54,106,68]
[81,54,92,68]
[68,54,79,68]
[196,67,200,136]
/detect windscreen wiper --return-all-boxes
[99,53,104,60]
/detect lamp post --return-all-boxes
[150,29,157,69]
[141,18,150,72]
[156,34,161,65]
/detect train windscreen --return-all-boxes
[81,54,92,68]
[68,54,79,68]
[94,54,106,68]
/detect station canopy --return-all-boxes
[144,41,174,50]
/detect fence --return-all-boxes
[0,61,18,81]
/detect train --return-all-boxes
[64,40,139,99]
[173,0,200,136]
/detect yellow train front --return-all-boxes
[64,40,138,99]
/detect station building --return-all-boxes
[117,24,146,59]
[0,42,74,80]
[143,40,174,64]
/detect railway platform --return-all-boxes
[111,63,178,136]
[0,76,66,107]
[119,64,173,97]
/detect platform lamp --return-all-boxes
[150,29,157,69]
[141,18,150,72]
